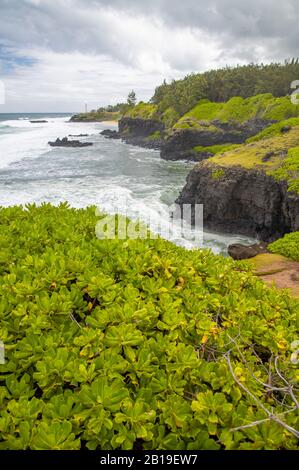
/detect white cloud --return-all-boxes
[0,0,298,111]
[0,9,221,112]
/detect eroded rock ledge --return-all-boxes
[101,117,165,150]
[160,119,271,161]
[176,163,299,241]
[102,117,272,160]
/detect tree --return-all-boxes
[127,90,137,107]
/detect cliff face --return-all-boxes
[70,111,120,122]
[116,117,165,149]
[119,117,163,136]
[161,119,271,161]
[114,117,272,159]
[176,164,299,241]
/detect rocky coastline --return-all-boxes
[93,93,299,245]
[48,137,93,148]
[176,163,299,242]
[160,119,272,161]
[101,117,165,150]
[102,116,274,161]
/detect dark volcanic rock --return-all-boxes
[100,129,120,139]
[118,117,165,150]
[68,134,89,137]
[176,163,299,241]
[48,137,93,148]
[161,119,273,161]
[119,117,164,137]
[228,242,269,260]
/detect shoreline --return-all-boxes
[100,120,119,126]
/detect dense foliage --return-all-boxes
[70,110,121,122]
[0,205,298,450]
[173,94,299,131]
[151,60,299,116]
[124,102,158,120]
[269,232,299,261]
[122,94,299,146]
[271,147,299,193]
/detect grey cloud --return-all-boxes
[0,0,299,112]
[0,0,298,69]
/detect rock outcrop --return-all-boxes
[228,242,269,260]
[161,119,272,161]
[101,117,165,150]
[100,129,120,139]
[118,117,165,149]
[176,163,299,241]
[48,137,93,148]
[102,117,273,160]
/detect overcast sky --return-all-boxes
[0,0,298,112]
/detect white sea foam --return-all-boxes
[0,117,103,169]
[0,116,254,252]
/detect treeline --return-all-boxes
[97,102,128,114]
[151,59,299,116]
[96,91,137,114]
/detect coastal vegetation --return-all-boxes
[204,125,299,194]
[173,94,299,131]
[71,90,138,122]
[124,102,158,120]
[151,60,299,116]
[269,232,299,261]
[0,204,298,450]
[70,110,121,122]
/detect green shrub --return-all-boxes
[269,232,299,261]
[247,118,299,143]
[0,204,298,450]
[160,107,180,128]
[193,144,240,155]
[147,131,161,141]
[124,103,158,120]
[71,111,120,122]
[174,94,299,131]
[270,146,299,193]
[211,169,225,180]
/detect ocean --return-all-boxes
[0,113,254,253]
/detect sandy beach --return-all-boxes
[100,120,119,126]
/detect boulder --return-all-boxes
[228,243,269,260]
[48,137,93,148]
[176,164,299,241]
[100,129,120,139]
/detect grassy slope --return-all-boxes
[202,125,299,193]
[123,103,179,128]
[124,103,158,120]
[173,94,299,131]
[71,111,121,122]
